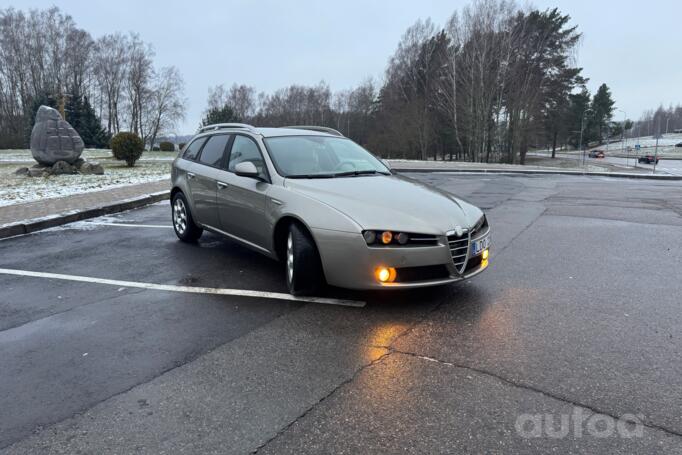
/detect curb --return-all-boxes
[392,167,682,180]
[0,190,170,240]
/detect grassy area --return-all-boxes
[0,149,171,207]
[0,148,177,163]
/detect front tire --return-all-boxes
[172,192,202,242]
[286,223,324,296]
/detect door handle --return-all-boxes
[186,172,195,180]
[217,181,229,189]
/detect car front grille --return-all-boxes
[447,231,470,274]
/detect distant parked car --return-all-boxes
[675,142,682,148]
[638,155,660,164]
[588,150,605,158]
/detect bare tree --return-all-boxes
[205,83,255,120]
[437,1,517,162]
[92,33,129,134]
[124,33,154,136]
[145,66,186,149]
[0,7,94,146]
[382,18,438,159]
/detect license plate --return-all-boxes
[471,235,490,256]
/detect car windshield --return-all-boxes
[263,135,390,178]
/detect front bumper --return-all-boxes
[312,227,490,290]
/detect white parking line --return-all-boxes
[0,268,365,308]
[84,222,173,228]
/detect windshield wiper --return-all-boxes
[332,169,389,177]
[287,170,390,179]
[286,173,336,179]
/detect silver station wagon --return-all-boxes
[171,124,491,295]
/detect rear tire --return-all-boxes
[286,223,324,296]
[172,192,203,242]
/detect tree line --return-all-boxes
[204,1,629,163]
[633,104,682,138]
[0,7,186,149]
[3,3,638,161]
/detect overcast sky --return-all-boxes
[14,0,681,134]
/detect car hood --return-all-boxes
[284,174,482,234]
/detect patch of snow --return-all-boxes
[0,156,171,206]
[0,174,170,207]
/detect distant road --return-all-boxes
[530,151,682,176]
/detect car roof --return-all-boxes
[194,125,342,140]
[255,127,338,138]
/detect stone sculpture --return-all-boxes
[30,105,84,165]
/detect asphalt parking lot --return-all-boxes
[1,173,681,454]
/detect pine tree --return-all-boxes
[591,83,615,143]
[201,104,239,127]
[65,92,110,148]
[567,88,592,149]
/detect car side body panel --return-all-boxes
[171,157,195,207]
[215,168,271,249]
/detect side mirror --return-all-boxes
[381,159,391,170]
[234,161,259,178]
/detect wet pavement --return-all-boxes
[1,173,681,454]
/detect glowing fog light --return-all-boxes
[375,266,396,283]
[482,249,489,260]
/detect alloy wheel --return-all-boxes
[173,198,187,234]
[286,232,294,283]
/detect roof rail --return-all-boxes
[198,123,258,134]
[282,125,344,137]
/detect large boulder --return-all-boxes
[30,105,84,165]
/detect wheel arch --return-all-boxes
[170,186,183,201]
[273,215,317,262]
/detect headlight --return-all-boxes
[363,230,413,246]
[363,231,376,244]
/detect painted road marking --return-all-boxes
[84,222,173,228]
[0,268,365,308]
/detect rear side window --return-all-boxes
[183,137,207,161]
[198,134,230,168]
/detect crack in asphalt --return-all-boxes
[391,348,682,440]
[250,349,393,454]
[252,279,461,453]
[493,207,548,257]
